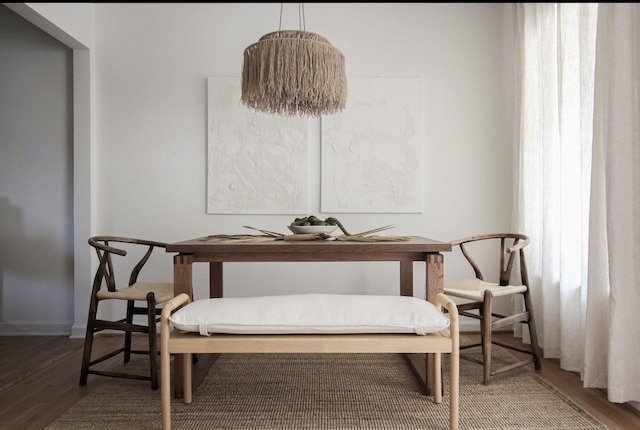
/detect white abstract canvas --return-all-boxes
[207,77,310,214]
[321,77,424,213]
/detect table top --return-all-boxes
[167,236,451,262]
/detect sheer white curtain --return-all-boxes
[584,3,640,403]
[512,2,597,370]
[513,3,640,403]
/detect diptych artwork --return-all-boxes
[206,76,423,215]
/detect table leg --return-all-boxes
[403,253,444,396]
[400,259,426,391]
[173,254,194,297]
[425,253,444,303]
[172,254,192,399]
[426,253,444,395]
[210,262,223,298]
[400,260,413,297]
[172,258,225,399]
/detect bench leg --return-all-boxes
[434,352,442,404]
[184,352,193,404]
[161,343,171,430]
[450,350,459,430]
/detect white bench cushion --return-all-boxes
[169,294,450,336]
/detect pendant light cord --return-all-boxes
[278,3,306,31]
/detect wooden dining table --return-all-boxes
[166,235,452,399]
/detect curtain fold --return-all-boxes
[585,3,640,403]
[513,2,640,403]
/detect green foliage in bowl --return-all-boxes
[288,215,340,234]
[290,215,337,227]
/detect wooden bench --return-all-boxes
[160,293,459,430]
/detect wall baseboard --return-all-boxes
[0,322,72,336]
[70,324,86,339]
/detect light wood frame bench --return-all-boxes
[160,293,459,430]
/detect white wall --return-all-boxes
[5,3,514,334]
[94,3,513,299]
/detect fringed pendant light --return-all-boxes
[241,3,347,117]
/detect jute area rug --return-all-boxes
[48,351,606,430]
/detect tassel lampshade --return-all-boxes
[241,5,347,117]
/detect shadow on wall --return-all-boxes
[0,196,73,330]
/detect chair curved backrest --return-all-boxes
[451,233,530,287]
[88,236,169,294]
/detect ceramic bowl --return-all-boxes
[291,225,338,235]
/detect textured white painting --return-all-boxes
[207,77,309,214]
[321,77,424,213]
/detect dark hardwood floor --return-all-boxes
[1,333,639,430]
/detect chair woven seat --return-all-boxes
[444,278,528,301]
[97,282,174,302]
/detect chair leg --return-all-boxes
[147,292,159,390]
[79,296,99,386]
[481,295,493,385]
[523,289,543,371]
[124,300,134,364]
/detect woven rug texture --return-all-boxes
[47,351,607,430]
